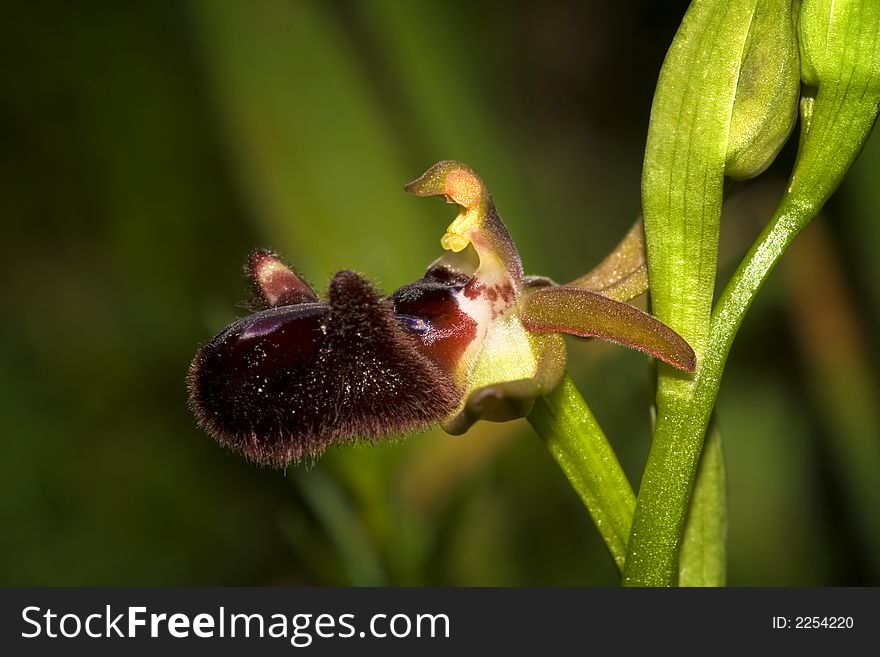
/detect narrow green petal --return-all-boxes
[520,286,696,372]
[566,219,649,302]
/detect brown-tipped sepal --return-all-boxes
[245,248,319,308]
[188,271,462,467]
[520,286,696,373]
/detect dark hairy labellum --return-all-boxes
[188,270,461,466]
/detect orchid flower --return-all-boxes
[188,161,695,466]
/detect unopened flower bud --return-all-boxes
[725,0,800,180]
[799,0,880,92]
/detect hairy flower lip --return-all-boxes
[188,269,461,467]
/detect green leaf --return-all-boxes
[627,0,879,587]
[642,0,761,355]
[626,0,768,587]
[678,421,727,587]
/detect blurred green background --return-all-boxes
[2,0,879,586]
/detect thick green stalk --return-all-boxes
[625,197,811,585]
[624,0,880,586]
[623,173,825,586]
[626,0,773,586]
[528,375,636,571]
[625,92,880,588]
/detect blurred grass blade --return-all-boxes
[188,0,435,282]
[783,223,880,581]
[291,468,387,586]
[352,0,539,249]
[678,420,727,587]
[845,130,880,315]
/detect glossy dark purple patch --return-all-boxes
[188,270,462,466]
[390,265,477,372]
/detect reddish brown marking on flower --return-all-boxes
[419,306,477,374]
[498,283,515,304]
[486,287,498,302]
[463,279,482,300]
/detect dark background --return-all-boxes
[2,0,879,586]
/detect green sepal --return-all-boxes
[567,219,649,302]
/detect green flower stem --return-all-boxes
[623,0,880,586]
[623,179,832,586]
[528,374,636,571]
[624,86,880,586]
[623,210,819,586]
[625,0,772,586]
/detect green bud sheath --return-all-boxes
[725,0,800,180]
[799,0,880,89]
[628,0,880,587]
[629,0,762,587]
